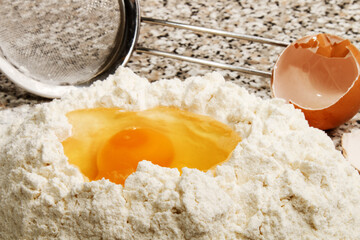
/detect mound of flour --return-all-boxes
[1,67,360,239]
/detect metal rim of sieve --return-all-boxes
[0,0,140,99]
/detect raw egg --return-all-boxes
[272,33,360,130]
[62,107,241,184]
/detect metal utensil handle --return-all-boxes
[136,17,289,77]
[141,17,289,47]
[136,47,272,77]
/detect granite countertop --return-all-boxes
[1,0,360,150]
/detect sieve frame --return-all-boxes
[0,0,141,99]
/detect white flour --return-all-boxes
[1,67,360,239]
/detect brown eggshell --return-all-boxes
[271,34,360,130]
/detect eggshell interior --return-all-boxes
[271,34,360,130]
[272,36,359,110]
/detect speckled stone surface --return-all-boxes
[1,0,360,150]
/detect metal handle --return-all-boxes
[136,17,289,77]
[141,17,289,47]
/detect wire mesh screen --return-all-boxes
[0,0,122,85]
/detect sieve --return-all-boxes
[0,0,289,98]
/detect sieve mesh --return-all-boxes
[0,0,123,85]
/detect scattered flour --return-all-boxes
[1,67,360,239]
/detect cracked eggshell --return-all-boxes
[271,34,360,130]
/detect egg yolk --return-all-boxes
[62,107,241,185]
[96,128,174,184]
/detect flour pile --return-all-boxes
[1,67,360,239]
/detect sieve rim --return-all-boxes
[0,0,141,99]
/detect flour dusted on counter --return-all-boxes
[1,67,360,239]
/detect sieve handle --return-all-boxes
[136,47,272,78]
[137,17,289,78]
[141,17,289,47]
